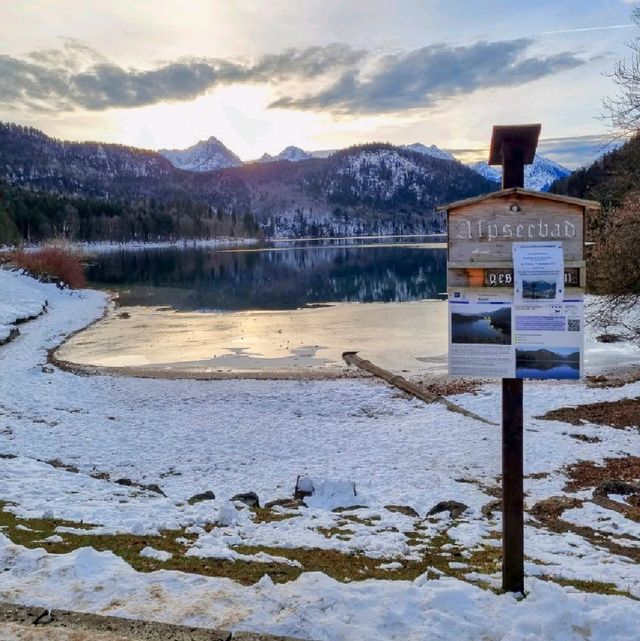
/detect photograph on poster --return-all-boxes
[515,346,580,379]
[522,279,557,300]
[451,304,512,345]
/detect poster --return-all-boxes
[448,290,515,378]
[512,242,564,304]
[513,298,583,380]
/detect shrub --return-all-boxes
[10,247,87,289]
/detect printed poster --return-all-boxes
[448,290,515,378]
[512,242,564,304]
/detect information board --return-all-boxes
[445,190,588,380]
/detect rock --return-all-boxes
[33,610,55,625]
[596,333,624,343]
[41,365,54,374]
[481,499,502,519]
[593,479,640,498]
[384,504,419,518]
[264,497,304,510]
[115,478,133,486]
[231,491,260,508]
[294,476,314,499]
[427,500,469,519]
[332,505,368,513]
[144,483,166,496]
[188,490,216,505]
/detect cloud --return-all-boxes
[0,39,584,115]
[450,134,621,169]
[0,43,363,112]
[270,39,585,114]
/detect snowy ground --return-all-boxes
[0,267,639,640]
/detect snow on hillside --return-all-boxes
[159,136,242,171]
[331,148,431,201]
[1,268,640,638]
[402,143,455,162]
[469,155,571,191]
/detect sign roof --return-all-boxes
[436,187,600,213]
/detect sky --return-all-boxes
[0,0,637,167]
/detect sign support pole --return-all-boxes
[493,126,540,595]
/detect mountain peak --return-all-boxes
[159,136,242,172]
[469,154,571,192]
[402,143,455,162]
[258,145,313,163]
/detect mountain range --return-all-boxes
[0,122,570,243]
[156,136,569,192]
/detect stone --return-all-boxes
[481,499,502,519]
[115,478,133,486]
[593,479,640,498]
[231,492,260,508]
[427,500,469,519]
[188,490,216,505]
[384,504,420,518]
[596,333,624,343]
[332,505,368,513]
[144,483,166,496]
[294,476,314,500]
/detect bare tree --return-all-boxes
[603,8,640,136]
[587,8,640,341]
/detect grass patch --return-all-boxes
[538,575,635,598]
[251,507,300,524]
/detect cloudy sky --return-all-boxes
[0,0,637,166]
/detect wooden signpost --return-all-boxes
[438,124,599,593]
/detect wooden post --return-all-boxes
[489,124,540,594]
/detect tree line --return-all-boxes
[0,182,262,245]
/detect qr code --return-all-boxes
[568,319,580,332]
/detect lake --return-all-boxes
[86,237,447,310]
[57,237,451,378]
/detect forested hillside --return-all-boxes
[0,123,495,244]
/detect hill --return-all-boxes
[549,135,640,207]
[0,123,495,243]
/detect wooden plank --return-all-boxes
[447,267,582,288]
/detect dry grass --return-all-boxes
[9,248,86,288]
[538,398,640,429]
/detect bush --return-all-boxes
[10,247,87,288]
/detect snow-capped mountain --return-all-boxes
[159,136,242,172]
[258,146,313,163]
[402,143,455,162]
[469,155,571,192]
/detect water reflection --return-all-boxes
[87,239,447,311]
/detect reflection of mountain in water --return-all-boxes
[88,243,446,310]
[516,348,579,371]
[451,306,512,345]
